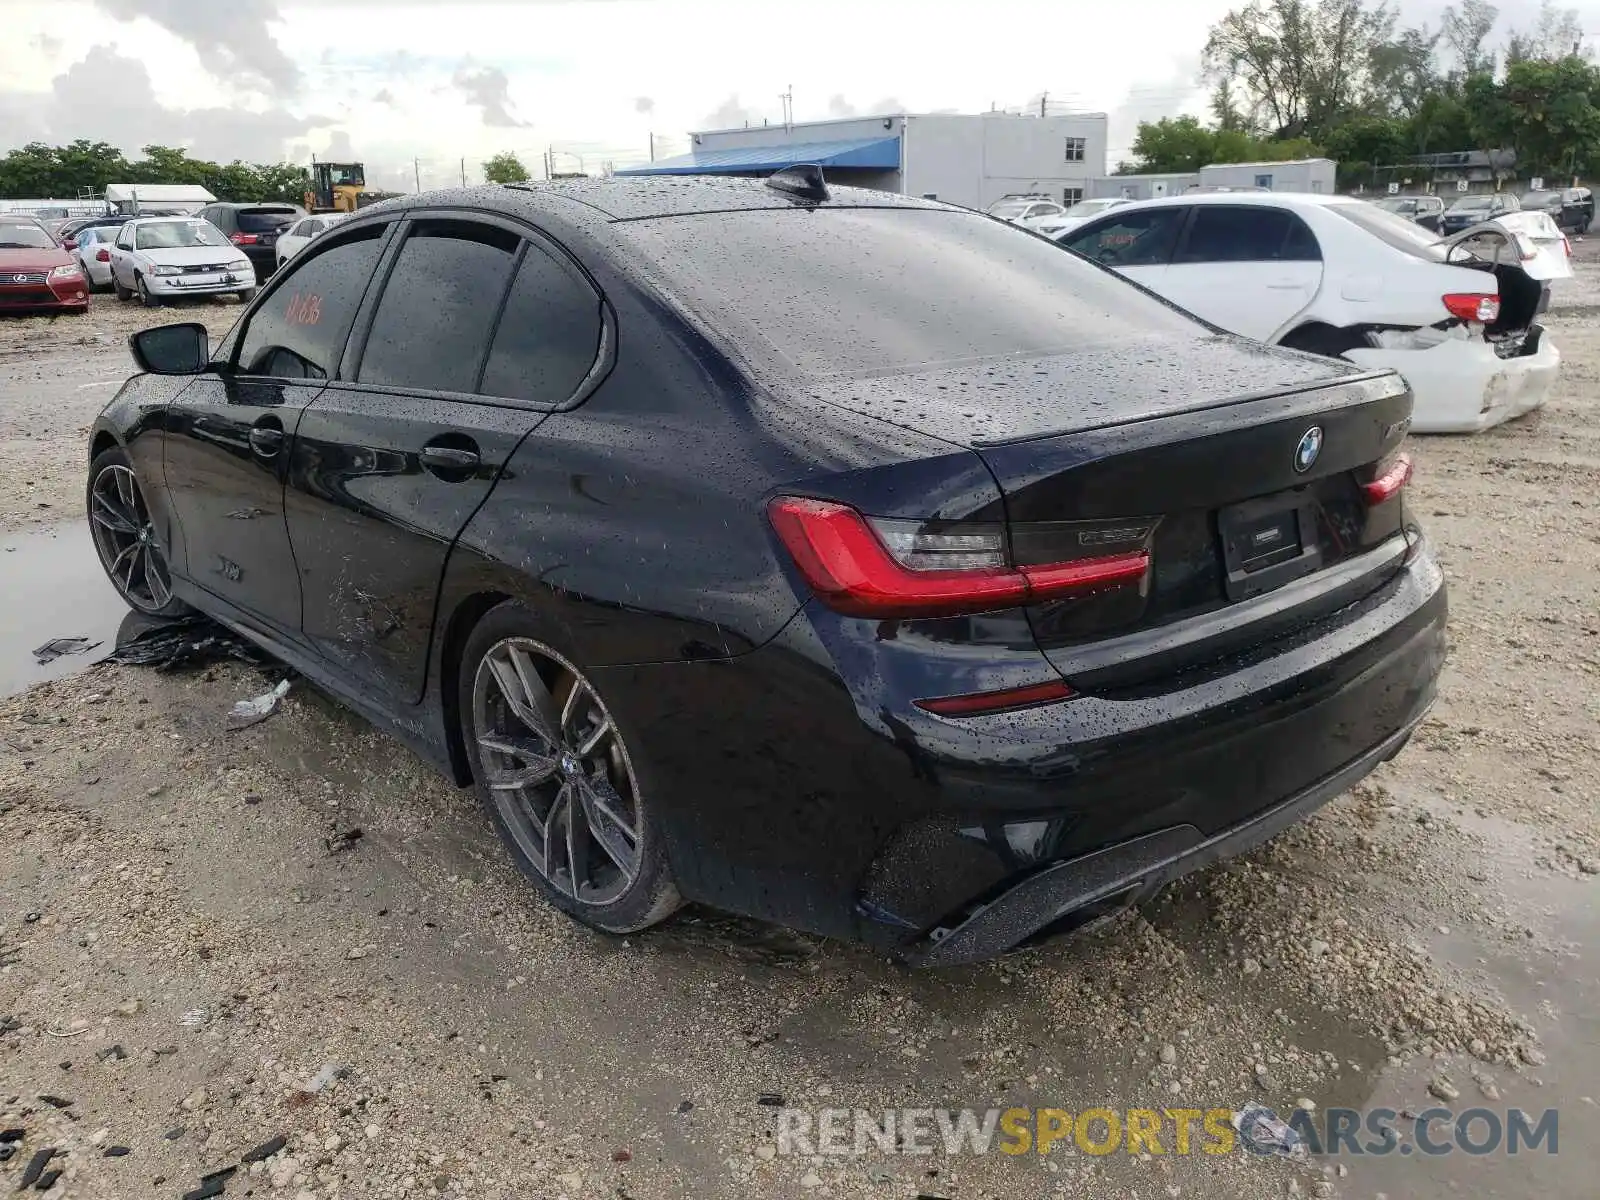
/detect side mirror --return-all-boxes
[129,323,210,375]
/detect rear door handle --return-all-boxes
[420,444,480,472]
[249,427,284,457]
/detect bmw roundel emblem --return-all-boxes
[1294,426,1324,473]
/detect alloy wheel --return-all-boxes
[89,464,174,613]
[471,638,643,906]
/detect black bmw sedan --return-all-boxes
[86,171,1446,965]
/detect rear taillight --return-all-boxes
[230,233,259,246]
[96,249,110,262]
[767,496,1149,619]
[1442,293,1499,323]
[1362,452,1412,505]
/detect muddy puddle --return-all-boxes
[1,521,128,697]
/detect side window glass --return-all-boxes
[1177,207,1293,263]
[357,221,519,393]
[235,225,386,381]
[1066,209,1184,267]
[480,244,603,405]
[1280,213,1321,261]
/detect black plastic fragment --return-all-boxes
[35,1097,72,1110]
[240,1135,286,1163]
[18,1148,53,1188]
[106,614,271,673]
[0,1146,13,1164]
[95,1045,127,1063]
[199,1165,237,1184]
[180,1178,227,1200]
[32,638,101,665]
[103,1146,131,1157]
[0,1129,23,1143]
[32,1169,62,1191]
[756,1093,784,1107]
[163,1127,185,1141]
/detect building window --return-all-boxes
[1064,137,1086,163]
[1062,186,1083,206]
[921,193,938,200]
[1255,173,1274,189]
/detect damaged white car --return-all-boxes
[1057,192,1571,433]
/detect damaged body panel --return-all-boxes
[87,177,1447,962]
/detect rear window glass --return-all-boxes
[619,208,1205,378]
[238,208,299,233]
[1328,203,1446,262]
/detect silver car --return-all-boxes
[72,226,121,291]
[107,217,258,306]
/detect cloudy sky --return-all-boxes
[0,0,1593,191]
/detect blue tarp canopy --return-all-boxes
[616,136,900,176]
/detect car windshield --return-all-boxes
[1328,202,1448,262]
[620,207,1208,379]
[1062,200,1120,218]
[0,224,54,249]
[986,201,1032,219]
[1449,196,1495,211]
[135,220,230,249]
[238,208,299,233]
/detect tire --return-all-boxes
[136,274,161,307]
[86,446,191,619]
[458,602,681,935]
[237,287,258,303]
[1278,325,1369,359]
[113,273,132,302]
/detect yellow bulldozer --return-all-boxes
[303,161,396,213]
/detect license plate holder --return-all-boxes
[1218,492,1323,601]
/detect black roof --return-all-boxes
[361,176,945,226]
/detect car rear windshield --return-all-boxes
[136,221,230,249]
[619,207,1207,378]
[1522,191,1563,208]
[238,208,299,233]
[1449,196,1495,211]
[1328,202,1447,262]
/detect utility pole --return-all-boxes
[460,157,466,187]
[413,158,421,192]
[1040,92,1048,118]
[779,85,793,131]
[649,132,655,162]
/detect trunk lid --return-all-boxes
[970,370,1414,692]
[1442,211,1573,282]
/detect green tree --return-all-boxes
[1498,55,1600,176]
[483,152,530,184]
[1127,116,1223,172]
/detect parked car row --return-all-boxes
[0,202,346,314]
[1049,191,1571,433]
[1371,187,1592,236]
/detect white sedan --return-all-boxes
[275,212,350,268]
[108,217,259,306]
[1031,196,1131,237]
[1055,192,1571,433]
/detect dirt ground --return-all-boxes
[1,265,1596,1200]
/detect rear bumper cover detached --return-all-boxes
[1345,328,1560,434]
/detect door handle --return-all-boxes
[420,445,480,472]
[249,426,284,458]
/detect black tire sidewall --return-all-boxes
[86,445,191,619]
[457,601,681,935]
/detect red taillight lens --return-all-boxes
[96,249,110,262]
[915,679,1075,717]
[768,497,1149,619]
[1362,452,1412,505]
[62,239,77,251]
[230,233,260,245]
[1442,293,1499,323]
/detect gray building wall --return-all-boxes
[1198,158,1335,193]
[1089,172,1199,200]
[688,111,1108,211]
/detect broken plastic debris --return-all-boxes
[228,679,291,731]
[32,637,102,665]
[1232,1102,1304,1157]
[106,614,271,673]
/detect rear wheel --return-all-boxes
[86,447,190,618]
[1279,325,1369,359]
[459,604,680,935]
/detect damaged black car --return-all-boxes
[86,171,1446,965]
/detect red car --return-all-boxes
[0,218,90,314]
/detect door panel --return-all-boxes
[162,375,318,632]
[284,389,546,702]
[1160,205,1324,341]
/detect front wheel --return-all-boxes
[136,274,161,307]
[236,287,258,303]
[86,447,191,618]
[459,605,681,935]
[113,273,131,302]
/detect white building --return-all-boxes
[103,184,217,215]
[618,111,1109,210]
[1090,158,1337,201]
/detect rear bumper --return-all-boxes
[1344,329,1560,434]
[903,711,1423,967]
